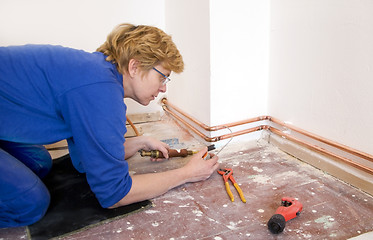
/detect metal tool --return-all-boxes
[217,168,246,203]
[139,144,216,159]
[267,197,303,234]
[139,149,195,158]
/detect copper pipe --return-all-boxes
[162,98,373,175]
[218,125,268,140]
[163,105,214,141]
[162,98,373,164]
[163,105,265,142]
[126,115,140,136]
[269,117,373,163]
[270,127,373,175]
[162,98,269,131]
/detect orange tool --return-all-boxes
[267,197,303,234]
[217,168,246,203]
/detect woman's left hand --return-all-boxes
[141,136,170,161]
[124,136,169,160]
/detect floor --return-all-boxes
[1,116,373,240]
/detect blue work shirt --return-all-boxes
[0,44,131,208]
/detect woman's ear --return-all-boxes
[128,59,139,77]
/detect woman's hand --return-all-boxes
[182,146,220,182]
[124,136,169,159]
[109,146,219,208]
[141,136,170,161]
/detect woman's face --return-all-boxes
[132,64,170,106]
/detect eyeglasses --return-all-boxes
[153,67,171,85]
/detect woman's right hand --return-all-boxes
[182,147,220,182]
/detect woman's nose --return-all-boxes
[159,84,167,93]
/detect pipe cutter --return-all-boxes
[267,197,303,234]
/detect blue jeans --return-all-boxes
[0,140,52,228]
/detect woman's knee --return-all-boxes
[0,179,50,228]
[23,180,51,225]
[0,149,51,227]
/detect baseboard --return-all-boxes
[126,111,162,124]
[266,132,373,196]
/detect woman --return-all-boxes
[0,23,219,227]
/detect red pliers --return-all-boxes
[218,168,246,203]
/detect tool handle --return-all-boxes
[202,152,211,160]
[168,149,191,158]
[140,149,192,158]
[233,183,246,203]
[225,182,234,202]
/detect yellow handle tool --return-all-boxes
[234,183,246,203]
[218,168,246,203]
[225,182,235,202]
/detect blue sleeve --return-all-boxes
[59,82,131,208]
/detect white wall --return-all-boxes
[210,0,270,126]
[165,0,211,125]
[0,0,165,114]
[165,0,270,143]
[269,0,373,155]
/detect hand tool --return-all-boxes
[267,197,303,234]
[202,151,211,160]
[202,144,216,160]
[139,144,216,159]
[203,144,216,160]
[139,149,196,158]
[217,168,246,203]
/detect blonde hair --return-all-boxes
[97,23,184,74]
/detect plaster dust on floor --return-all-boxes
[0,115,372,240]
